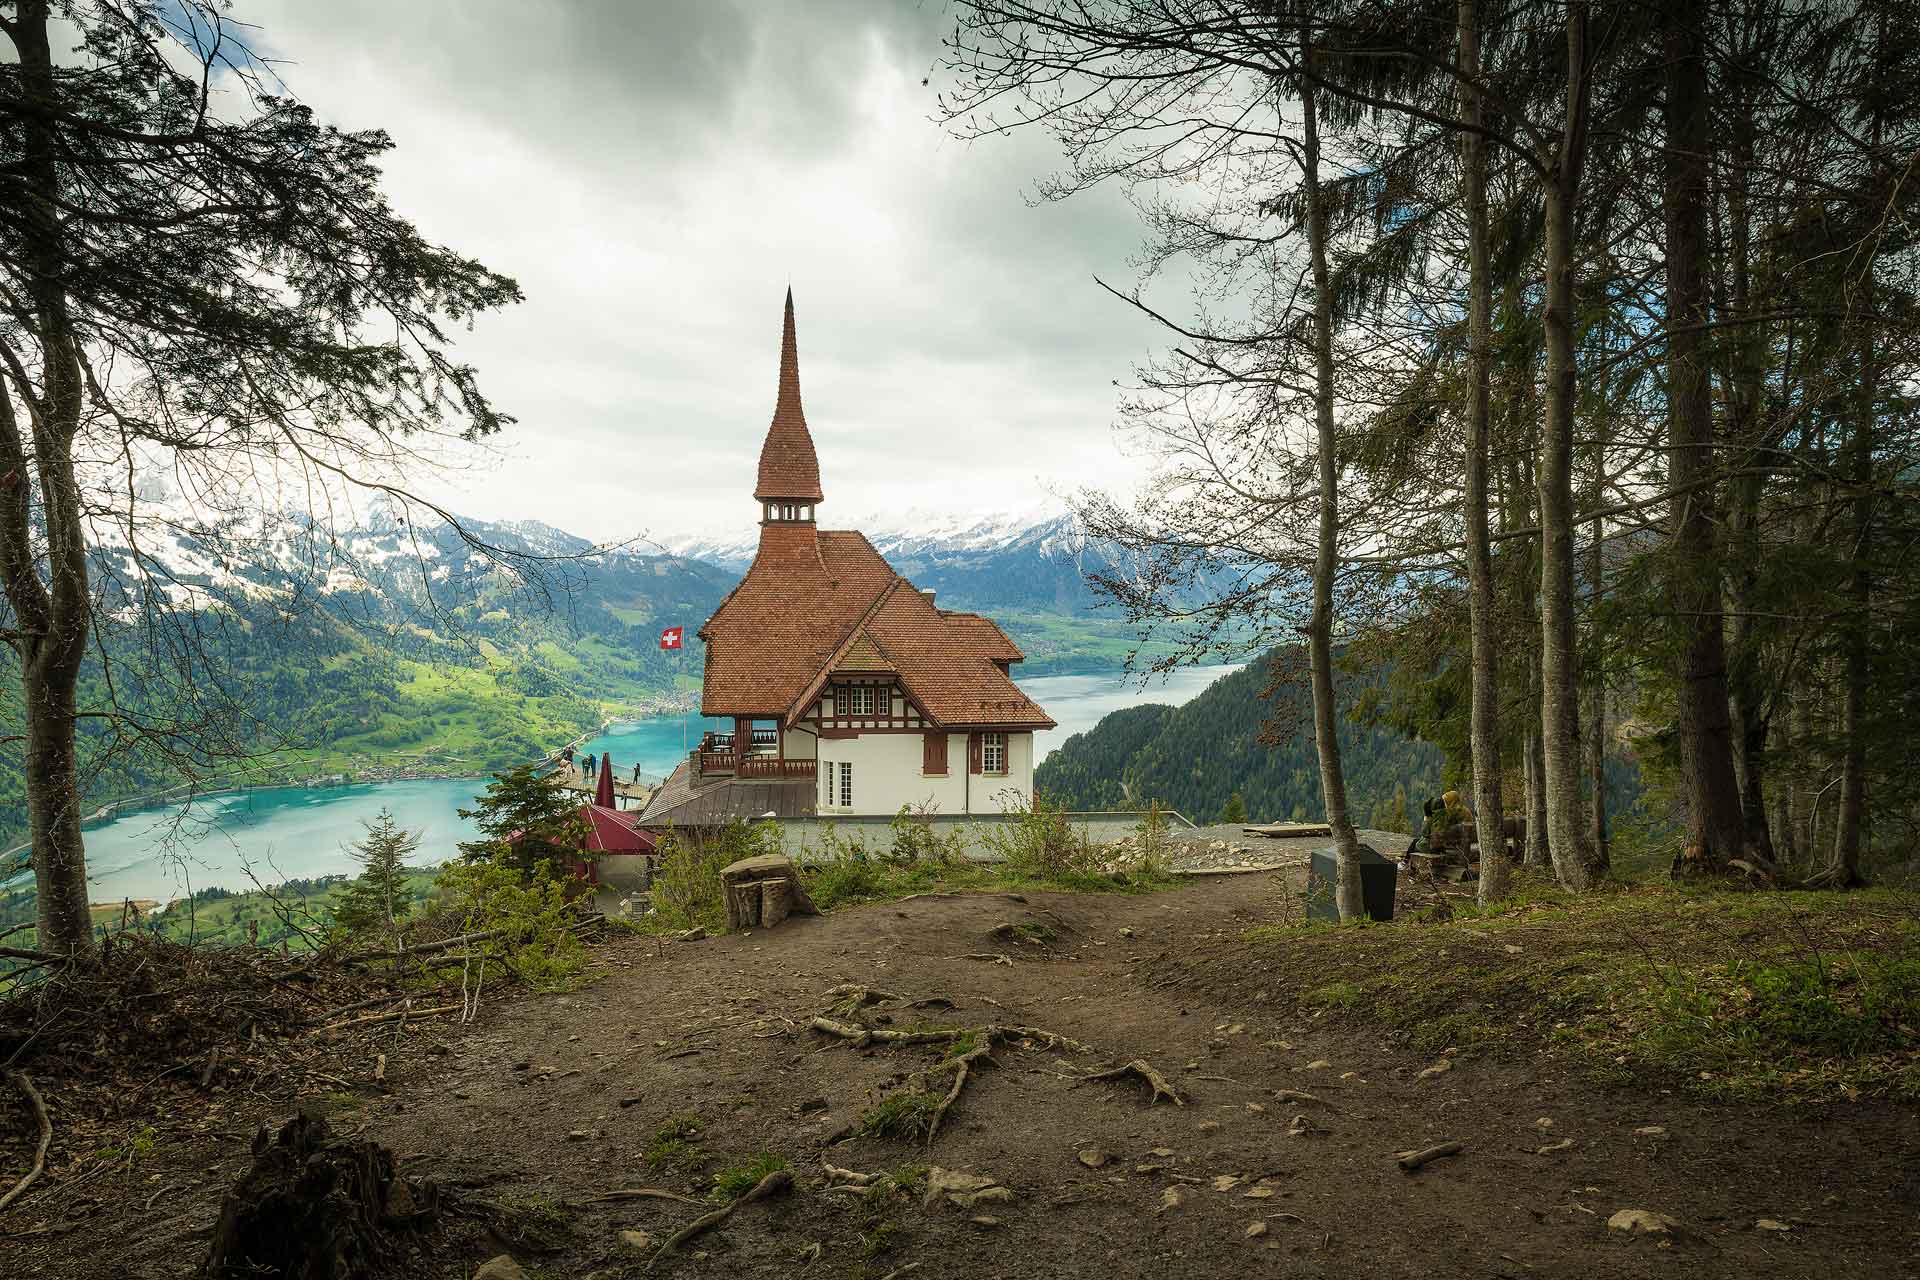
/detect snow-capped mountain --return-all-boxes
[84,472,1147,635]
[665,506,1129,616]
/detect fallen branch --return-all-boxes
[317,1003,462,1033]
[335,915,605,966]
[585,1187,707,1206]
[1085,1059,1185,1106]
[318,992,412,1020]
[648,1168,791,1271]
[0,1070,51,1214]
[1396,1140,1463,1172]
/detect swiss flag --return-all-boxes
[659,626,683,651]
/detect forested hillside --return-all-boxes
[0,521,738,852]
[1036,652,1446,827]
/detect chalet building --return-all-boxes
[638,292,1053,829]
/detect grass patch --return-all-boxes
[1240,872,1920,1102]
[709,1152,789,1201]
[644,1113,704,1172]
[857,1088,943,1141]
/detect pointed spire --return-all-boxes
[755,288,825,505]
[595,754,614,808]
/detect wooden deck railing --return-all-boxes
[691,737,816,780]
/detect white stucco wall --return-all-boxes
[813,729,1033,817]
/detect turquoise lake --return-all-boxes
[11,665,1239,904]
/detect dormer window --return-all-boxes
[834,684,886,717]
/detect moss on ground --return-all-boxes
[1242,872,1920,1102]
[643,1112,704,1172]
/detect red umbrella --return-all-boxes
[595,754,615,808]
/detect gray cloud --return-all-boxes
[232,0,1162,542]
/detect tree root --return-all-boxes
[0,1070,51,1214]
[1396,1140,1463,1171]
[1085,1059,1185,1106]
[821,984,905,1012]
[585,1187,706,1206]
[809,1016,970,1048]
[925,1043,993,1147]
[648,1168,791,1272]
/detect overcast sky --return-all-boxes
[233,1,1164,545]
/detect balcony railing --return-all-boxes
[692,731,815,780]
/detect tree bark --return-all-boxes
[1827,312,1875,887]
[1663,2,1748,871]
[1296,42,1364,919]
[4,4,99,958]
[1459,0,1506,904]
[1537,4,1599,890]
[1719,70,1776,868]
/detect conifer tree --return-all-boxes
[333,808,419,946]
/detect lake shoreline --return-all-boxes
[6,666,1243,903]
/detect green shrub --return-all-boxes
[429,856,586,991]
[979,793,1100,880]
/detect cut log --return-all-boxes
[1242,823,1333,839]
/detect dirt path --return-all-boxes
[8,872,1916,1278]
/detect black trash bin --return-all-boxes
[1304,843,1396,923]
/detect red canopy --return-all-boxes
[579,803,655,854]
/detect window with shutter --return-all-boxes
[968,732,982,775]
[981,732,1007,775]
[923,732,947,776]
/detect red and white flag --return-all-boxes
[659,626,683,651]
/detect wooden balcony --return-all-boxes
[691,731,815,781]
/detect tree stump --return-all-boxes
[760,878,794,929]
[726,880,763,931]
[201,1110,438,1280]
[719,854,817,932]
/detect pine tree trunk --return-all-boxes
[1827,331,1875,887]
[1663,5,1748,871]
[1719,77,1776,869]
[1584,449,1608,870]
[1296,40,1364,919]
[3,6,98,959]
[1459,0,1506,905]
[1537,6,1598,890]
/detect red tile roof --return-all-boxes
[755,289,825,502]
[940,611,1026,664]
[699,526,898,715]
[703,542,1054,729]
